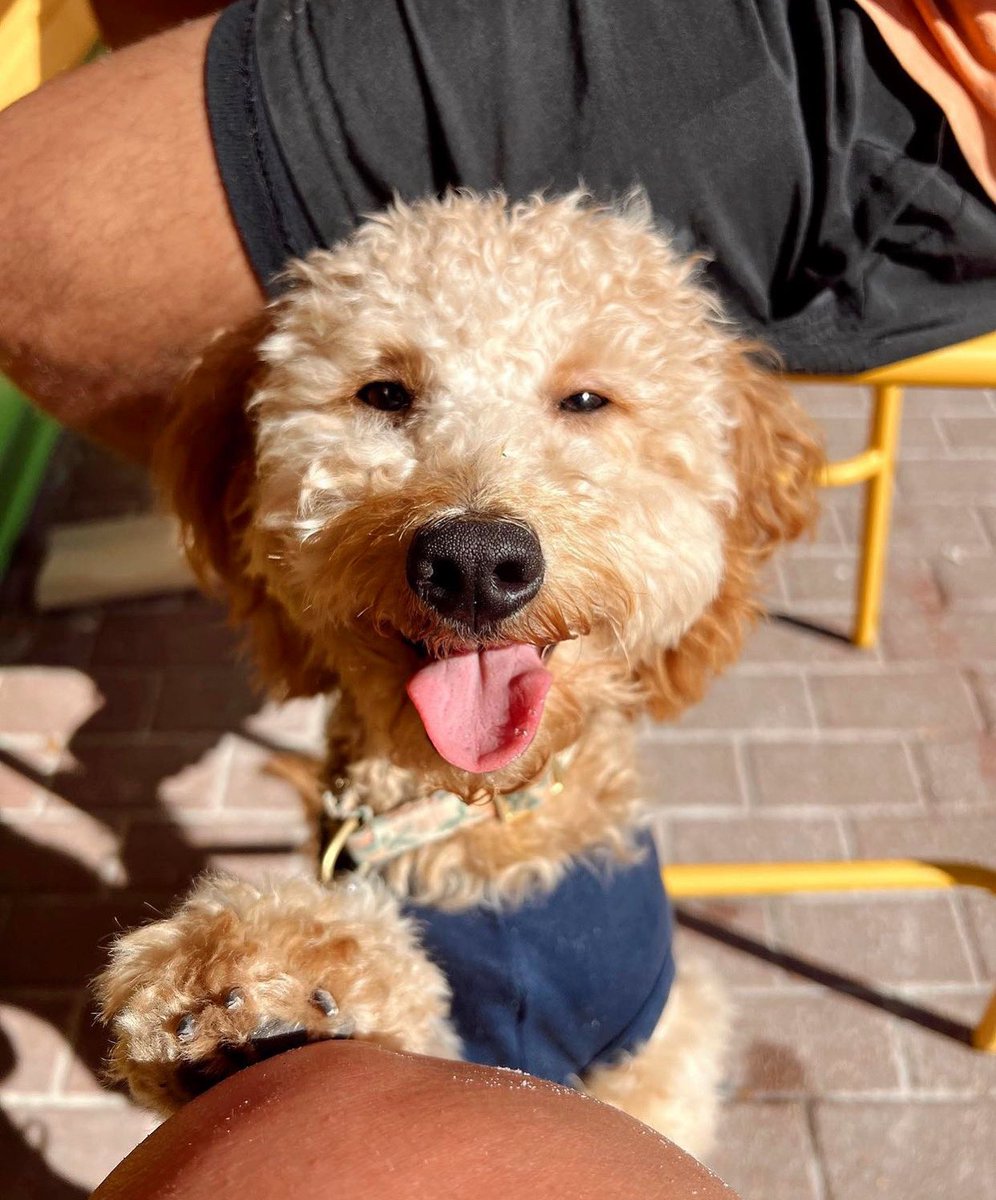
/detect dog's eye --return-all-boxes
[559,390,610,414]
[357,381,413,412]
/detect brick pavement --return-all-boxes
[1,384,995,1198]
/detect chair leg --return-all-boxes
[973,989,996,1052]
[853,383,903,648]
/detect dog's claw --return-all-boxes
[158,980,359,1107]
[311,988,339,1017]
[247,1018,310,1058]
[176,1013,197,1042]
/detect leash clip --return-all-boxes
[319,784,373,884]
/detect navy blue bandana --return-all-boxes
[403,829,674,1085]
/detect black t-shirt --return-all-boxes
[206,0,996,372]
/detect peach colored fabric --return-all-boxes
[857,1,996,202]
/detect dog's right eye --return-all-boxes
[559,390,611,414]
[357,381,413,412]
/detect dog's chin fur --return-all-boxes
[99,192,821,1155]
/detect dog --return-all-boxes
[95,192,821,1159]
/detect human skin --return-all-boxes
[0,12,260,462]
[91,1041,740,1200]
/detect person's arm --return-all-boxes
[0,14,261,462]
[91,1040,740,1199]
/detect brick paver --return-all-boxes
[1,387,995,1198]
[730,989,905,1095]
[709,1101,824,1200]
[773,894,977,985]
[745,739,921,808]
[918,735,996,806]
[898,986,996,1095]
[808,666,980,734]
[814,1101,996,1200]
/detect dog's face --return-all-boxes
[161,195,819,794]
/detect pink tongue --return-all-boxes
[406,644,552,773]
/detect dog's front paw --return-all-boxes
[96,874,458,1113]
[143,975,358,1111]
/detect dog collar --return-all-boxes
[318,754,571,883]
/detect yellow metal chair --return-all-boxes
[666,332,996,1056]
[662,859,996,1052]
[800,330,996,647]
[0,0,100,567]
[0,0,97,111]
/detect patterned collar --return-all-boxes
[318,754,572,883]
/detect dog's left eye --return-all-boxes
[357,381,413,412]
[559,391,610,414]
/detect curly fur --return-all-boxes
[97,192,821,1153]
[97,873,459,1114]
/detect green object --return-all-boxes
[0,376,59,576]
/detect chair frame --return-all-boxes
[662,859,996,1052]
[815,382,904,647]
[799,330,996,647]
[674,333,996,1058]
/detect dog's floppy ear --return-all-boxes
[155,316,334,697]
[636,347,823,719]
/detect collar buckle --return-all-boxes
[319,785,374,883]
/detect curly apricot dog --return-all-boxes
[96,193,820,1158]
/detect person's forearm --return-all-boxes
[0,15,262,463]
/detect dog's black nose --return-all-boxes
[406,517,545,629]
